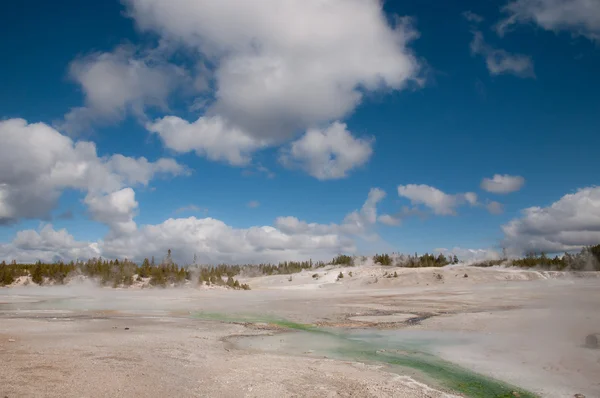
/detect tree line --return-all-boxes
[471,244,600,271]
[0,251,248,289]
[2,244,599,287]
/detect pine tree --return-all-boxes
[32,263,43,285]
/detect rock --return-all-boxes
[464,273,468,278]
[512,392,520,397]
[584,334,598,349]
[8,339,15,342]
[124,327,130,331]
[574,394,586,398]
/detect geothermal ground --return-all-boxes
[1,265,599,398]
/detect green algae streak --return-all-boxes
[192,312,538,398]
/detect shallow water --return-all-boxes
[194,312,537,398]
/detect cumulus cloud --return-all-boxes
[0,224,100,263]
[84,188,139,237]
[0,118,186,226]
[59,45,189,135]
[502,186,600,253]
[497,0,600,42]
[99,216,352,264]
[470,31,535,78]
[378,214,403,226]
[123,0,422,143]
[279,122,373,180]
[378,206,427,226]
[1,187,387,264]
[486,201,505,215]
[397,184,478,216]
[275,188,386,237]
[481,174,525,193]
[146,115,267,166]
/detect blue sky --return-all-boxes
[1,0,599,264]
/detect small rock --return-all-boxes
[512,392,520,397]
[124,327,130,331]
[464,273,468,278]
[8,339,15,342]
[584,334,598,349]
[574,394,586,398]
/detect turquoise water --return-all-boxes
[193,312,538,398]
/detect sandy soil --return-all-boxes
[1,265,599,398]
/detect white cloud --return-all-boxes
[486,201,505,215]
[146,115,266,166]
[397,184,478,216]
[342,188,386,233]
[100,217,352,265]
[106,155,189,186]
[0,118,186,226]
[481,174,525,193]
[275,188,386,237]
[123,0,422,141]
[463,11,485,23]
[497,0,600,42]
[279,122,373,180]
[84,188,139,237]
[1,188,388,264]
[378,206,427,227]
[378,214,402,226]
[59,45,189,135]
[470,31,535,78]
[434,247,502,263]
[502,186,600,253]
[247,201,260,209]
[0,224,100,263]
[464,192,479,206]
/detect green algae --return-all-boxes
[192,311,538,398]
[192,311,323,332]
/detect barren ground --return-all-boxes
[1,265,599,398]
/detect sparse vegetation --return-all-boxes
[401,253,453,268]
[1,244,599,288]
[331,254,353,266]
[240,260,318,276]
[373,253,392,265]
[195,264,249,290]
[471,245,600,271]
[0,250,248,289]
